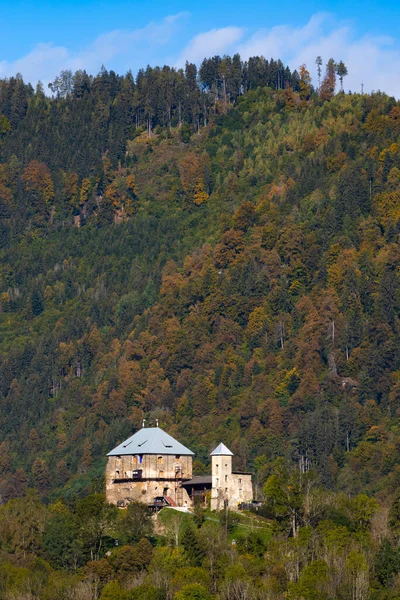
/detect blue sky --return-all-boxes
[1,0,400,95]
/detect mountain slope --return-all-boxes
[1,74,400,504]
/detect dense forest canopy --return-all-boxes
[1,53,400,598]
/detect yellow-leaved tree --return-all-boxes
[22,160,54,213]
[62,171,79,210]
[104,172,138,217]
[179,152,210,205]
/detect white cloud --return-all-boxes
[0,13,187,88]
[234,13,400,97]
[292,30,400,96]
[176,26,245,66]
[237,13,329,60]
[176,13,400,97]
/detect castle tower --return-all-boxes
[210,443,233,511]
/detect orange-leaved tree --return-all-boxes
[319,58,336,101]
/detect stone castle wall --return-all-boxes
[210,455,253,511]
[210,472,253,511]
[105,453,192,507]
[105,446,253,511]
[228,473,253,509]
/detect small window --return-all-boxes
[239,478,242,484]
[158,456,163,463]
[176,455,181,459]
[138,455,143,464]
[216,478,219,486]
[159,470,164,477]
[116,470,120,475]
[225,488,228,493]
[216,464,219,471]
[225,474,228,482]
[225,463,228,468]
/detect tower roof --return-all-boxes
[210,442,233,456]
[107,427,194,457]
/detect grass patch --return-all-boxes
[157,507,194,528]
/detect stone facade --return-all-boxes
[106,452,192,507]
[105,428,253,511]
[210,452,253,511]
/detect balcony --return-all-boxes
[113,469,142,483]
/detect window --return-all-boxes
[159,470,164,477]
[225,474,228,482]
[215,464,219,472]
[225,463,228,468]
[176,455,181,459]
[239,478,242,484]
[158,456,163,463]
[116,470,120,475]
[216,478,219,486]
[138,455,143,464]
[225,488,228,493]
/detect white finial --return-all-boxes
[142,419,146,428]
[156,418,159,427]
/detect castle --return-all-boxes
[106,424,253,511]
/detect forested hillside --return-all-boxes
[2,56,400,598]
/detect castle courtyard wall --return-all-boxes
[210,472,253,511]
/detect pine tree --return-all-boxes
[181,526,204,566]
[336,60,348,91]
[315,56,323,88]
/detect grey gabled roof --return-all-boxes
[107,427,194,457]
[210,442,233,456]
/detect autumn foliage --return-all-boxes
[179,152,210,205]
[1,56,400,598]
[22,160,54,209]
